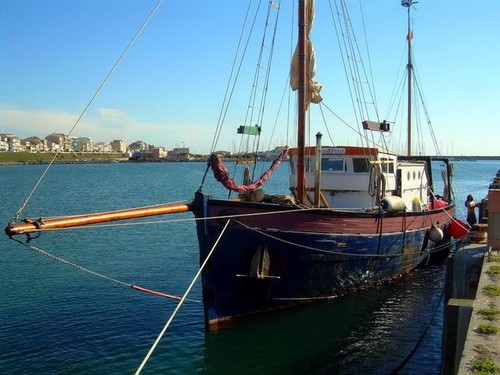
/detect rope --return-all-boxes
[12,0,165,222]
[389,282,445,374]
[9,237,199,303]
[233,219,421,259]
[134,219,231,375]
[428,188,467,231]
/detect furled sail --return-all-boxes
[209,148,288,193]
[290,0,322,105]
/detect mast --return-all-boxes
[402,0,417,156]
[296,0,307,203]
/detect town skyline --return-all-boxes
[0,130,178,154]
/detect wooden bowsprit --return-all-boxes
[5,202,195,237]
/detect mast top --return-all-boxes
[401,0,418,7]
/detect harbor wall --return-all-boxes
[442,244,485,374]
[442,186,500,374]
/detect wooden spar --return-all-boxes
[296,0,307,204]
[404,1,413,157]
[5,202,194,237]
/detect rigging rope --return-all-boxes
[9,237,199,303]
[12,0,165,223]
[209,1,257,154]
[320,102,387,151]
[134,219,231,375]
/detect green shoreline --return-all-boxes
[0,152,130,165]
[0,152,215,165]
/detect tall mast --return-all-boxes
[402,0,417,156]
[296,0,307,203]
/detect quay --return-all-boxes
[442,174,500,374]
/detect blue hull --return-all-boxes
[194,191,452,327]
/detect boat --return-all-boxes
[191,0,456,327]
[5,0,458,329]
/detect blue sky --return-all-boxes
[1,0,499,156]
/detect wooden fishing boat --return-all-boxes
[189,0,456,327]
[5,0,460,329]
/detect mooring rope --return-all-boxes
[9,237,199,303]
[134,219,231,375]
[428,188,471,234]
[389,284,445,374]
[12,0,166,223]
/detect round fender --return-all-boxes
[380,196,406,213]
[428,225,444,242]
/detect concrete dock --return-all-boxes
[442,185,500,374]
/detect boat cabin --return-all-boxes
[288,146,429,212]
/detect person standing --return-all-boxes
[465,194,478,227]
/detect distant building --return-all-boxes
[110,140,127,153]
[0,134,22,152]
[172,147,190,157]
[94,142,112,153]
[74,137,93,152]
[150,147,167,159]
[22,136,47,152]
[45,133,72,151]
[0,138,7,152]
[0,133,19,152]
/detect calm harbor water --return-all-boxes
[1,159,498,374]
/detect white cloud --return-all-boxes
[0,105,214,153]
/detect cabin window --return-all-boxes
[353,158,370,173]
[321,157,345,172]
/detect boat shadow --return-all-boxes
[200,263,446,374]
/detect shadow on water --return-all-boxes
[200,263,446,375]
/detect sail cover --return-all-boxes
[290,0,323,105]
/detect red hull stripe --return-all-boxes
[207,200,454,235]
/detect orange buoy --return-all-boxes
[449,218,468,239]
[431,199,447,209]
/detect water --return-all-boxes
[1,159,498,374]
